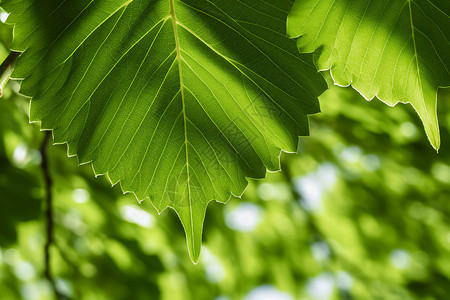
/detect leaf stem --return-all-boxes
[0,51,19,97]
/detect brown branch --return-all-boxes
[40,131,53,280]
[40,131,69,300]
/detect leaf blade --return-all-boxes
[288,0,450,149]
[3,0,326,261]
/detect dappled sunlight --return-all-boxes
[224,202,262,232]
[244,285,293,300]
[71,188,90,204]
[293,162,338,213]
[306,272,335,300]
[120,205,155,228]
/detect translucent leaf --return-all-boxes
[2,0,326,262]
[288,0,450,149]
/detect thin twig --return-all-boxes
[40,131,53,280]
[40,131,67,300]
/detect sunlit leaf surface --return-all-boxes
[2,0,325,261]
[288,0,450,149]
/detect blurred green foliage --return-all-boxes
[0,18,449,300]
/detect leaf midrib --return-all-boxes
[408,1,426,114]
[407,0,439,148]
[169,0,195,256]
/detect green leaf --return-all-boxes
[287,0,450,149]
[2,0,326,262]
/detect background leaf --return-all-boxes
[2,0,326,262]
[287,0,450,149]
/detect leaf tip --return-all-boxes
[174,203,208,264]
[421,114,440,151]
[188,244,201,265]
[185,229,202,264]
[430,134,440,152]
